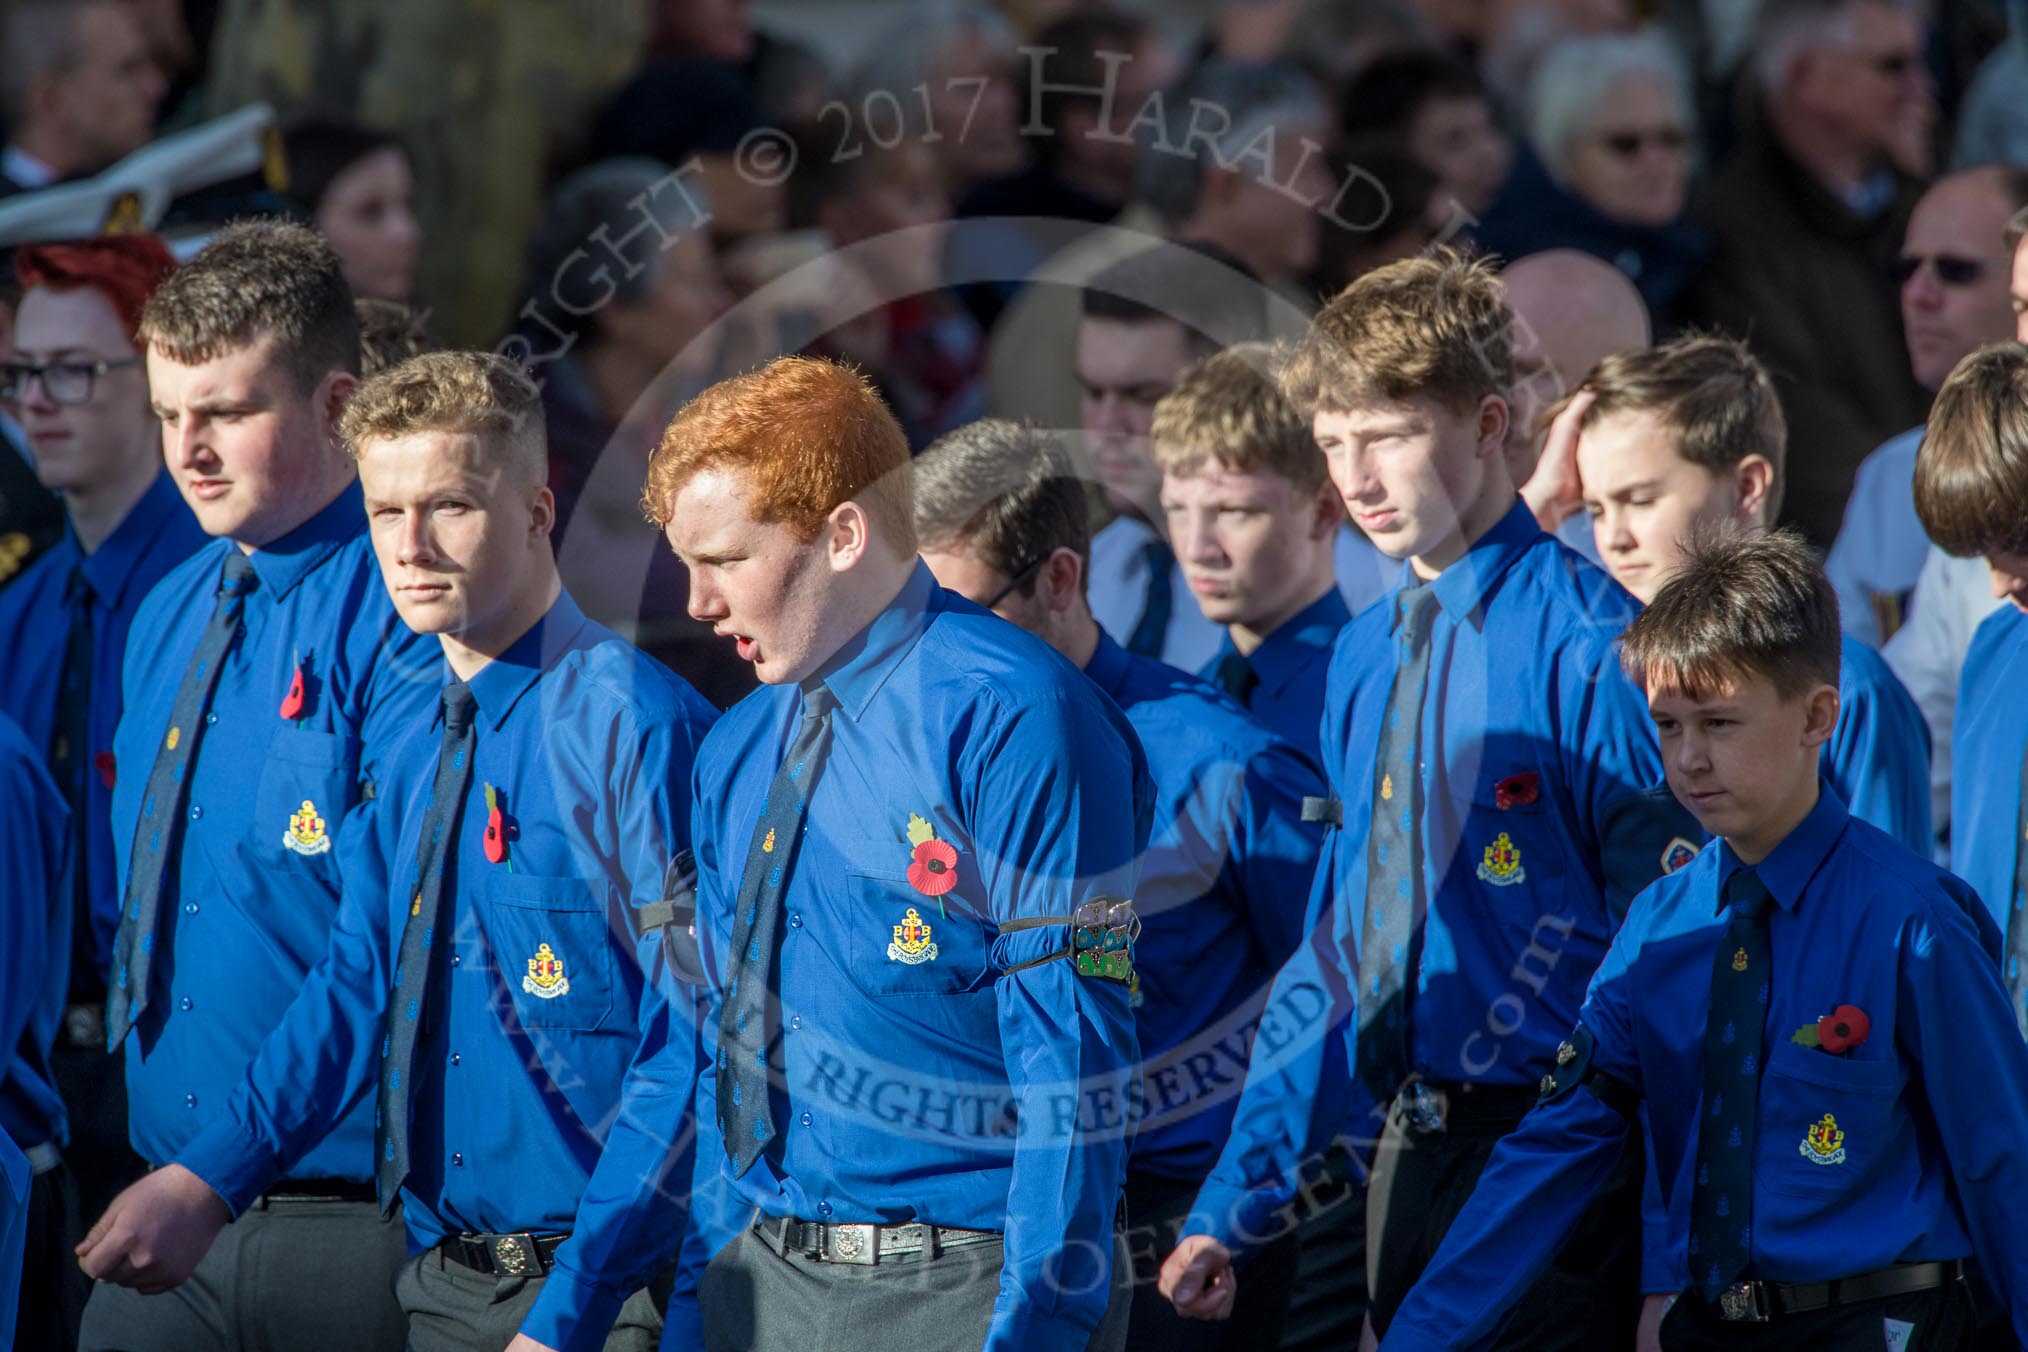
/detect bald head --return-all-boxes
[1501,249,1652,477]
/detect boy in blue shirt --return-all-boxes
[1533,335,1932,855]
[1380,528,2028,1349]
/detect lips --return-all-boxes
[186,478,231,501]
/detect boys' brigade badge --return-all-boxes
[1661,837,1700,874]
[888,907,940,964]
[1476,832,1525,886]
[523,943,570,999]
[1073,898,1138,982]
[283,800,331,855]
[1800,1113,1847,1165]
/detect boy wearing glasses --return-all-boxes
[0,236,206,1347]
[913,417,1327,1352]
[1825,165,2028,647]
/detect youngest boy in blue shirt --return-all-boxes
[1380,528,2028,1350]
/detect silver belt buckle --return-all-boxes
[1718,1282,1768,1322]
[1399,1081,1446,1132]
[63,1003,104,1051]
[825,1222,877,1265]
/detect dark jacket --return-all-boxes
[1686,105,1928,547]
[1475,147,1709,326]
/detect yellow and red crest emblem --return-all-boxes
[887,907,940,965]
[283,799,331,855]
[1476,831,1525,886]
[523,943,570,999]
[1800,1112,1847,1166]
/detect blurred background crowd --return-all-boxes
[1,0,2025,715]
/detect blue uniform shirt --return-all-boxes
[1951,605,2028,934]
[0,474,206,978]
[1382,787,2028,1349]
[1197,587,1351,774]
[111,484,438,1177]
[1826,634,1930,855]
[1826,426,1926,648]
[1086,633,1323,1180]
[1186,502,1695,1248]
[0,713,67,1150]
[545,564,1153,1352]
[173,593,717,1351]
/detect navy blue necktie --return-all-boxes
[106,552,256,1046]
[1355,585,1438,1103]
[1690,868,1773,1301]
[1126,539,1173,658]
[375,681,476,1211]
[2006,739,2028,1035]
[1213,648,1258,702]
[719,684,837,1175]
[52,566,99,1003]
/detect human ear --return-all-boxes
[1734,456,1775,526]
[1041,546,1085,613]
[1799,683,1840,749]
[826,501,871,572]
[1310,476,1345,539]
[1476,393,1511,459]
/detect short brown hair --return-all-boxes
[1574,334,1788,519]
[1912,342,2028,558]
[1282,248,1511,417]
[641,356,914,553]
[355,298,432,376]
[1620,526,1841,700]
[1150,343,1323,491]
[139,218,359,390]
[339,350,546,484]
[912,420,1089,592]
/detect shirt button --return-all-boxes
[789,914,802,930]
[790,1015,802,1031]
[450,1053,461,1066]
[184,1093,197,1108]
[188,804,203,821]
[450,954,460,967]
[178,997,193,1012]
[816,1201,833,1218]
[183,902,198,916]
[205,712,217,725]
[452,1153,464,1167]
[799,1112,812,1127]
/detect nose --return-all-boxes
[164,413,205,469]
[1902,264,1942,312]
[1600,507,1635,553]
[398,513,434,567]
[687,570,723,622]
[19,369,60,414]
[1173,508,1223,566]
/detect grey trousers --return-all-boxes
[395,1248,667,1352]
[78,1196,408,1352]
[701,1220,1133,1352]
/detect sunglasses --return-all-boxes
[1862,50,1921,79]
[0,356,141,406]
[1892,254,2002,287]
[1597,128,1691,159]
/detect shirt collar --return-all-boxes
[1415,498,1542,628]
[244,481,364,601]
[1,145,56,189]
[1084,628,1132,700]
[458,589,592,732]
[1249,587,1350,694]
[1715,782,1850,913]
[78,473,186,608]
[811,561,939,720]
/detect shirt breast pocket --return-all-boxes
[1463,779,1565,908]
[843,872,991,997]
[1754,1040,1903,1199]
[486,874,619,1033]
[253,729,359,874]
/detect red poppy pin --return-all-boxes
[1791,1004,1870,1055]
[905,813,959,906]
[1494,772,1540,810]
[93,751,116,791]
[279,648,309,722]
[482,783,512,869]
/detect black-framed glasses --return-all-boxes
[0,356,142,406]
[1892,253,2005,287]
[983,555,1047,610]
[1597,127,1691,159]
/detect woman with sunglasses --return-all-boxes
[1475,31,1707,325]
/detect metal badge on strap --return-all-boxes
[634,849,705,985]
[998,897,1140,983]
[1301,796,1342,826]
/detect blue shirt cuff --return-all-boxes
[1176,1178,1290,1262]
[172,1113,285,1218]
[521,1265,629,1352]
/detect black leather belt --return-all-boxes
[1712,1260,1965,1322]
[259,1177,379,1205]
[439,1231,568,1277]
[1392,1079,1541,1132]
[753,1211,1001,1266]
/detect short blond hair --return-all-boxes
[1282,248,1513,417]
[1150,343,1323,490]
[338,350,546,484]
